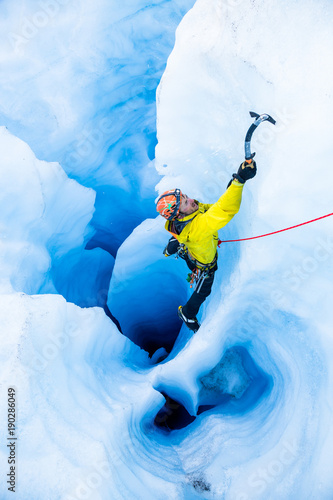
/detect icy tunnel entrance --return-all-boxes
[153,346,272,431]
[107,224,189,357]
[46,142,187,359]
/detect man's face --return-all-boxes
[179,194,198,216]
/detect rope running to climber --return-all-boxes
[219,212,333,244]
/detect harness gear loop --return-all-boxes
[183,251,217,290]
[187,268,200,288]
[191,252,218,271]
[174,238,217,289]
[194,268,211,293]
[186,267,212,291]
[178,244,217,270]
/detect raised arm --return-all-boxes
[188,161,257,240]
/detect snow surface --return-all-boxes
[1,0,333,499]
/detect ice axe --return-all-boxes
[244,111,276,163]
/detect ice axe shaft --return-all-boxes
[244,111,276,162]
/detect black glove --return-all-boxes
[163,236,180,257]
[232,161,257,184]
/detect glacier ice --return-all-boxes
[0,126,96,296]
[0,0,196,270]
[1,0,333,499]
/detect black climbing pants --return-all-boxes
[163,236,217,320]
[182,266,216,319]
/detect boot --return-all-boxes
[178,306,200,332]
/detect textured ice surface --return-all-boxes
[0,0,196,265]
[0,126,95,296]
[1,0,333,499]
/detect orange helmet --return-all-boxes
[156,188,182,220]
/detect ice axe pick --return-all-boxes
[244,111,276,163]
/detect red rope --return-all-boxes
[219,212,333,243]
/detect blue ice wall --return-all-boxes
[0,1,196,311]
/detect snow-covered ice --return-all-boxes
[1,0,333,499]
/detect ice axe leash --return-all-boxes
[244,111,276,163]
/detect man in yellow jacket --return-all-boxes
[156,160,257,332]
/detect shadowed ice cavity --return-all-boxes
[50,247,115,308]
[154,346,272,431]
[107,218,192,356]
[105,209,244,360]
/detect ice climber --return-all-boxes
[156,160,257,332]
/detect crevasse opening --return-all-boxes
[154,346,272,431]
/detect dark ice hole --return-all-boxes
[154,346,272,431]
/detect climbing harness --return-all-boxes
[196,268,213,293]
[180,247,217,290]
[175,243,217,290]
[195,270,208,293]
[186,267,214,292]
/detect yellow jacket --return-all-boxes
[165,180,244,264]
